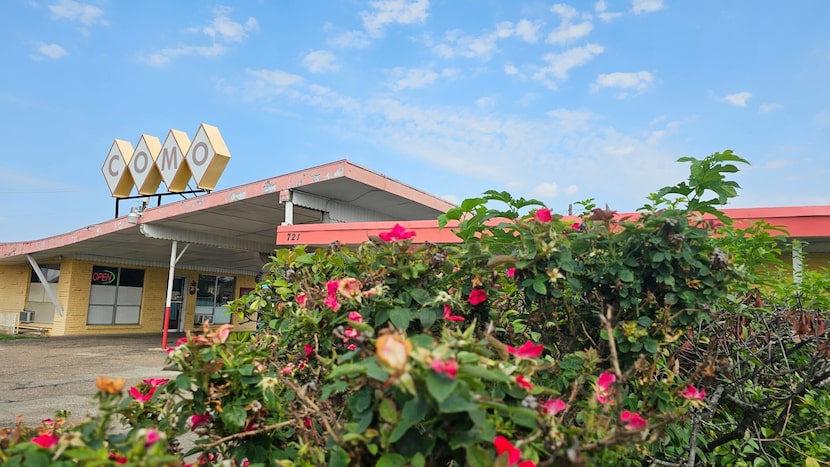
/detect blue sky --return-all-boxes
[2,0,829,242]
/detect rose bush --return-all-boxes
[2,150,829,466]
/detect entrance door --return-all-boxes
[166,276,186,331]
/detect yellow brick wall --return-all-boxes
[51,260,257,336]
[0,264,29,314]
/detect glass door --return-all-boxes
[166,276,185,331]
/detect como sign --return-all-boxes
[102,123,231,197]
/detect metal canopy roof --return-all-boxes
[0,160,455,274]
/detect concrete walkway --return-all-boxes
[0,334,180,428]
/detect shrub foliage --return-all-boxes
[2,150,830,466]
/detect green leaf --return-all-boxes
[328,446,351,467]
[409,288,431,305]
[458,364,513,384]
[328,363,366,379]
[175,373,192,390]
[221,404,247,432]
[465,445,493,467]
[364,357,391,382]
[379,398,398,424]
[426,372,458,403]
[644,338,659,354]
[419,307,437,328]
[532,279,547,295]
[438,394,478,413]
[376,453,408,467]
[390,397,427,442]
[390,307,412,330]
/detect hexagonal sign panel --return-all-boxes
[102,139,135,198]
[156,129,192,192]
[128,134,163,195]
[185,123,230,190]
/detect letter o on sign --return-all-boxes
[191,142,209,166]
[133,151,148,173]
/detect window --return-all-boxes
[30,264,60,283]
[87,266,145,325]
[26,264,61,323]
[194,275,235,325]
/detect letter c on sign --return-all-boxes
[191,142,209,166]
[108,154,120,177]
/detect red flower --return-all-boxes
[571,222,581,231]
[324,296,341,311]
[348,311,364,323]
[143,378,169,387]
[430,357,459,379]
[541,398,567,416]
[378,224,416,242]
[144,428,161,447]
[296,293,308,306]
[678,385,707,401]
[31,433,59,449]
[303,344,314,357]
[468,289,487,306]
[129,386,156,403]
[494,436,521,465]
[515,375,534,390]
[534,207,552,223]
[506,267,516,277]
[494,436,536,466]
[505,341,543,359]
[595,371,616,405]
[620,410,648,430]
[190,414,211,430]
[108,453,128,464]
[326,280,339,297]
[443,304,465,322]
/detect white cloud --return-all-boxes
[592,71,654,97]
[202,7,259,43]
[330,30,372,49]
[760,103,781,112]
[361,0,430,37]
[248,69,305,87]
[547,4,594,44]
[386,67,440,90]
[475,96,497,108]
[515,19,542,43]
[533,43,605,89]
[144,44,227,66]
[594,0,623,22]
[427,19,543,60]
[547,21,594,44]
[32,43,68,60]
[302,50,339,73]
[722,91,752,107]
[48,0,106,25]
[632,0,664,14]
[145,7,257,66]
[238,74,686,209]
[531,182,560,198]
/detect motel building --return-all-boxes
[0,125,828,338]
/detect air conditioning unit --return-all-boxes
[194,314,211,325]
[19,311,35,323]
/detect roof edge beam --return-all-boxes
[139,224,274,253]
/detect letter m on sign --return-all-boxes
[156,129,193,192]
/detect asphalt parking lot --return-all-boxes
[0,333,180,428]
